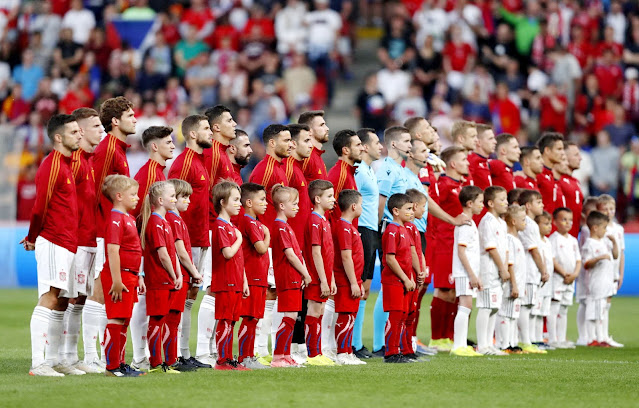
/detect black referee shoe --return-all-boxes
[383,354,410,363]
[372,346,386,358]
[354,346,374,359]
[186,356,212,368]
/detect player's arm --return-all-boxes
[386,253,415,291]
[107,243,128,302]
[508,264,518,298]
[608,235,619,259]
[312,245,331,297]
[284,248,311,286]
[529,247,548,281]
[23,171,49,249]
[583,254,610,269]
[253,225,271,254]
[157,246,177,281]
[175,239,201,282]
[378,195,387,224]
[342,249,362,298]
[618,250,625,289]
[553,258,567,277]
[427,196,469,226]
[488,248,510,281]
[222,229,243,259]
[410,245,421,280]
[458,245,481,289]
[243,270,250,297]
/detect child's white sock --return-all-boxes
[256,299,275,356]
[195,295,215,358]
[31,306,51,368]
[548,301,560,344]
[518,306,531,345]
[131,294,149,363]
[557,305,568,343]
[576,300,586,343]
[453,306,470,350]
[603,302,611,342]
[180,299,195,359]
[497,316,510,349]
[271,300,284,351]
[45,310,65,367]
[321,299,336,353]
[475,308,490,350]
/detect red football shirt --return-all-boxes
[166,210,193,263]
[434,174,463,252]
[303,212,335,286]
[168,147,210,247]
[515,174,539,191]
[594,63,623,99]
[104,209,142,273]
[132,159,166,220]
[536,166,558,214]
[490,159,516,192]
[332,218,364,287]
[205,140,235,228]
[404,221,423,280]
[239,214,269,287]
[558,174,583,238]
[272,219,304,290]
[27,150,79,253]
[302,146,328,182]
[468,152,492,190]
[418,163,437,187]
[540,95,568,134]
[93,134,130,238]
[327,159,358,222]
[284,157,310,248]
[72,149,97,247]
[210,217,244,293]
[248,154,288,234]
[143,213,177,290]
[443,41,474,71]
[381,222,412,287]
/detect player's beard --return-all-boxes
[197,138,213,149]
[318,132,329,144]
[349,152,362,164]
[236,152,251,166]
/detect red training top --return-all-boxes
[332,218,364,287]
[143,213,177,290]
[468,152,492,190]
[272,218,304,290]
[132,159,166,220]
[284,157,310,248]
[302,146,328,182]
[489,159,516,192]
[327,159,358,222]
[381,222,412,287]
[239,214,269,287]
[104,209,142,273]
[249,154,288,233]
[210,217,244,292]
[72,149,97,247]
[303,212,335,287]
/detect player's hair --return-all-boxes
[537,132,564,156]
[338,189,362,212]
[553,207,572,219]
[597,194,616,207]
[235,128,248,139]
[333,129,358,156]
[141,126,173,149]
[563,140,578,149]
[535,210,552,224]
[583,196,599,215]
[287,123,310,141]
[518,189,543,206]
[406,188,427,204]
[450,120,476,144]
[46,114,77,142]
[483,185,507,207]
[476,123,493,135]
[181,114,208,137]
[102,174,139,203]
[586,210,609,229]
[496,133,516,151]
[139,180,170,249]
[272,184,299,208]
[388,193,411,213]
[308,179,334,204]
[167,178,193,198]
[99,96,133,132]
[212,180,241,214]
[298,110,324,126]
[505,203,526,225]
[72,107,99,121]
[384,126,410,146]
[204,104,231,125]
[404,117,426,138]
[240,182,266,206]
[458,185,483,207]
[262,124,289,144]
[440,145,466,166]
[508,188,526,205]
[356,128,376,145]
[520,146,539,163]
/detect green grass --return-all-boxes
[1,289,638,408]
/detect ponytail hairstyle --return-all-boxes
[139,180,169,249]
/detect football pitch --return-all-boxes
[1,289,638,408]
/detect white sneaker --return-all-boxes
[549,342,569,349]
[72,360,102,374]
[131,357,150,371]
[347,353,367,365]
[29,364,64,377]
[194,355,216,366]
[322,349,338,362]
[80,358,106,373]
[290,351,307,365]
[561,341,576,349]
[337,353,357,365]
[607,337,624,348]
[576,338,588,346]
[241,357,271,370]
[52,363,86,375]
[489,346,508,356]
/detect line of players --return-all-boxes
[22,98,625,376]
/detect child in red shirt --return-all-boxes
[237,183,271,369]
[382,193,417,363]
[210,181,250,371]
[140,181,183,374]
[100,175,145,377]
[271,185,312,368]
[332,190,366,365]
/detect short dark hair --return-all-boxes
[388,193,411,213]
[586,210,609,229]
[496,133,516,151]
[72,107,99,121]
[403,117,426,137]
[298,110,324,126]
[406,188,427,204]
[356,128,376,145]
[99,96,133,132]
[338,189,362,212]
[483,185,507,207]
[476,123,493,135]
[537,132,564,156]
[563,140,578,149]
[333,129,357,156]
[508,188,526,205]
[204,105,231,125]
[308,179,334,203]
[518,189,543,206]
[240,182,266,206]
[181,114,208,136]
[553,207,572,219]
[47,114,77,142]
[141,126,173,148]
[235,129,248,139]
[288,123,310,141]
[535,210,552,224]
[520,146,539,163]
[440,146,466,166]
[459,185,483,207]
[384,126,410,146]
[262,124,289,144]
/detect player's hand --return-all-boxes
[320,281,331,298]
[110,280,128,302]
[541,271,550,283]
[417,270,426,285]
[192,270,203,285]
[235,229,243,243]
[174,275,183,291]
[138,276,146,295]
[500,268,510,282]
[618,278,623,290]
[511,286,519,299]
[606,234,617,244]
[469,275,480,289]
[350,283,361,298]
[261,225,270,236]
[19,237,35,251]
[302,273,312,288]
[243,281,250,298]
[330,280,337,296]
[452,213,471,226]
[404,278,416,291]
[563,273,573,284]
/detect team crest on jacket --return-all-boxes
[448,273,454,284]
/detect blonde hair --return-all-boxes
[450,120,476,145]
[597,194,615,207]
[168,178,193,198]
[505,204,526,225]
[102,175,138,202]
[272,184,299,208]
[212,180,241,214]
[139,181,170,249]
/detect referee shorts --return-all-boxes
[358,226,380,282]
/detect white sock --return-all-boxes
[31,306,51,368]
[131,294,149,363]
[453,306,470,350]
[595,318,604,342]
[476,308,490,350]
[548,302,560,344]
[98,303,107,363]
[271,300,284,351]
[557,305,568,343]
[82,300,102,362]
[60,304,72,364]
[603,302,611,341]
[256,299,275,356]
[179,299,194,359]
[497,316,510,349]
[63,304,83,364]
[518,306,531,345]
[586,319,596,343]
[488,310,497,347]
[196,295,215,358]
[321,299,336,353]
[536,316,544,343]
[45,310,65,367]
[510,318,518,348]
[576,300,586,343]
[329,308,338,351]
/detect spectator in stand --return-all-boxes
[462,83,491,123]
[491,81,521,135]
[591,129,621,197]
[606,0,627,45]
[179,0,215,42]
[137,57,168,98]
[499,1,541,65]
[52,27,84,79]
[1,84,29,126]
[61,0,96,45]
[623,67,639,123]
[219,56,249,107]
[414,34,442,107]
[275,0,308,55]
[595,26,623,64]
[31,78,59,124]
[621,136,639,217]
[174,24,209,78]
[376,60,410,106]
[185,54,218,107]
[121,0,156,20]
[31,2,62,54]
[499,58,525,96]
[283,53,316,109]
[243,4,276,45]
[12,49,43,101]
[574,74,604,135]
[0,55,9,100]
[605,104,636,148]
[355,72,387,136]
[530,17,556,73]
[567,25,592,71]
[86,28,113,72]
[443,24,475,95]
[16,111,49,156]
[144,32,173,78]
[412,0,448,51]
[447,0,484,49]
[134,100,168,142]
[482,23,517,76]
[393,83,427,125]
[59,74,94,114]
[462,64,495,105]
[16,161,38,221]
[550,46,582,108]
[378,14,415,71]
[594,48,623,100]
[539,82,568,134]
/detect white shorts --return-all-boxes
[35,236,76,298]
[586,298,607,321]
[455,277,477,298]
[522,283,538,307]
[559,287,574,306]
[499,296,521,319]
[575,272,589,301]
[267,247,275,288]
[95,237,105,279]
[73,246,97,297]
[612,280,619,296]
[192,245,210,290]
[476,286,502,309]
